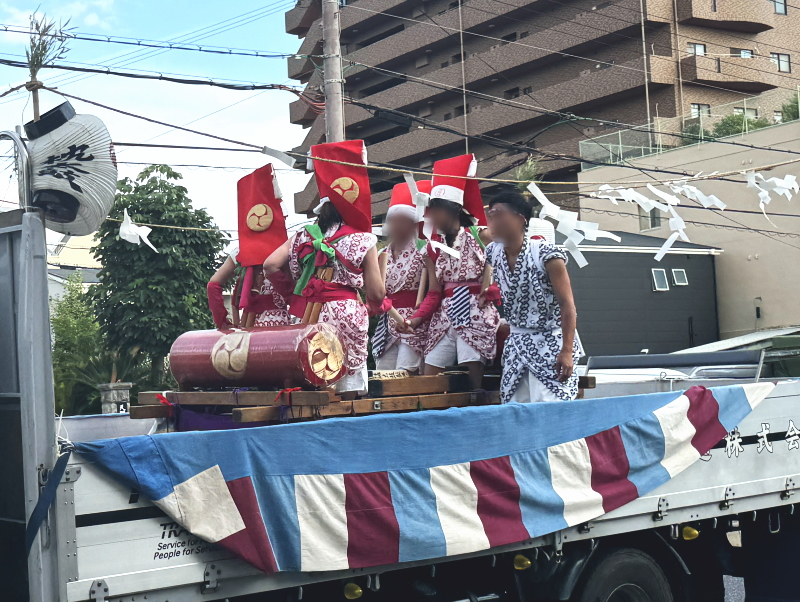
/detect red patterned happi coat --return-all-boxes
[380,239,428,356]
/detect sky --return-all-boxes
[0,0,312,251]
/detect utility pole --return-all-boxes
[322,0,345,143]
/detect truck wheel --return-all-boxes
[572,548,673,602]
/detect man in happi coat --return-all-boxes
[263,140,386,394]
[207,164,290,329]
[373,180,441,372]
[485,190,584,403]
[419,154,500,390]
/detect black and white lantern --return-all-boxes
[24,101,117,235]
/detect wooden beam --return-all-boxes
[367,373,471,397]
[138,390,331,407]
[578,376,596,390]
[233,390,501,423]
[130,405,171,419]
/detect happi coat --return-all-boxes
[486,238,585,403]
[290,226,377,375]
[253,279,291,327]
[426,227,499,360]
[376,239,428,357]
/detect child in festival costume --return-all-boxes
[373,180,441,372]
[485,189,584,403]
[207,164,289,329]
[415,154,500,390]
[263,140,386,394]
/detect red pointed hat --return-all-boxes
[310,140,372,233]
[387,179,432,222]
[236,163,288,267]
[429,154,486,226]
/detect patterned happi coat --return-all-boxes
[426,227,500,360]
[486,238,584,403]
[253,279,291,327]
[290,226,377,375]
[378,239,428,356]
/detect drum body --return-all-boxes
[169,323,346,390]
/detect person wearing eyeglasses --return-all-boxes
[485,190,584,403]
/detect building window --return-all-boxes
[771,52,791,72]
[691,103,711,118]
[523,85,533,94]
[671,269,689,286]
[652,269,670,292]
[687,43,706,56]
[731,48,753,58]
[503,87,520,99]
[733,107,759,119]
[774,0,787,14]
[638,206,662,231]
[443,112,452,121]
[454,104,470,117]
[775,110,784,123]
[500,32,517,45]
[452,52,465,64]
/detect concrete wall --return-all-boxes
[578,120,800,339]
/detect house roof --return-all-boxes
[47,267,100,284]
[554,231,721,255]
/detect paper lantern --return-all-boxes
[24,101,117,235]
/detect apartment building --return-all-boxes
[285,0,800,218]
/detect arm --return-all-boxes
[362,245,386,305]
[545,258,577,382]
[262,239,295,298]
[207,256,236,329]
[478,226,494,247]
[401,256,442,331]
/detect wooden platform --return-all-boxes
[132,374,594,423]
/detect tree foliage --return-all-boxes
[90,165,226,382]
[680,122,714,145]
[711,114,770,138]
[782,94,799,122]
[51,272,102,414]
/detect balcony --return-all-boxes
[680,54,784,92]
[676,0,775,32]
[287,24,322,82]
[286,0,321,36]
[334,0,644,131]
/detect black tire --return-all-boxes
[572,548,674,602]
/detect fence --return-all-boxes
[578,88,800,170]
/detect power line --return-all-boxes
[0,1,295,106]
[0,22,300,58]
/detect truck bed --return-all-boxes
[59,380,800,602]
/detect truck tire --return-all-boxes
[572,548,674,602]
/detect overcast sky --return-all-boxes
[0,0,312,249]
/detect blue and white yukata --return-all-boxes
[486,238,584,403]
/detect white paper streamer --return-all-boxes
[668,180,726,210]
[528,182,620,268]
[745,171,798,225]
[120,208,158,253]
[261,145,296,168]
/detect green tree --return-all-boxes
[781,94,799,122]
[680,122,714,145]
[51,272,102,414]
[90,165,226,386]
[712,114,770,138]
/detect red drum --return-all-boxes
[169,324,346,390]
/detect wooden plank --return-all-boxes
[367,373,471,397]
[130,405,171,419]
[138,390,331,407]
[233,391,501,423]
[578,376,596,390]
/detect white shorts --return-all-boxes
[374,340,423,372]
[425,326,483,368]
[511,370,565,403]
[335,366,368,394]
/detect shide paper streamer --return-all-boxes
[745,171,798,226]
[119,208,159,253]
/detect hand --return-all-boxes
[396,317,422,334]
[555,349,574,382]
[477,291,489,308]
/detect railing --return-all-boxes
[578,87,800,170]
